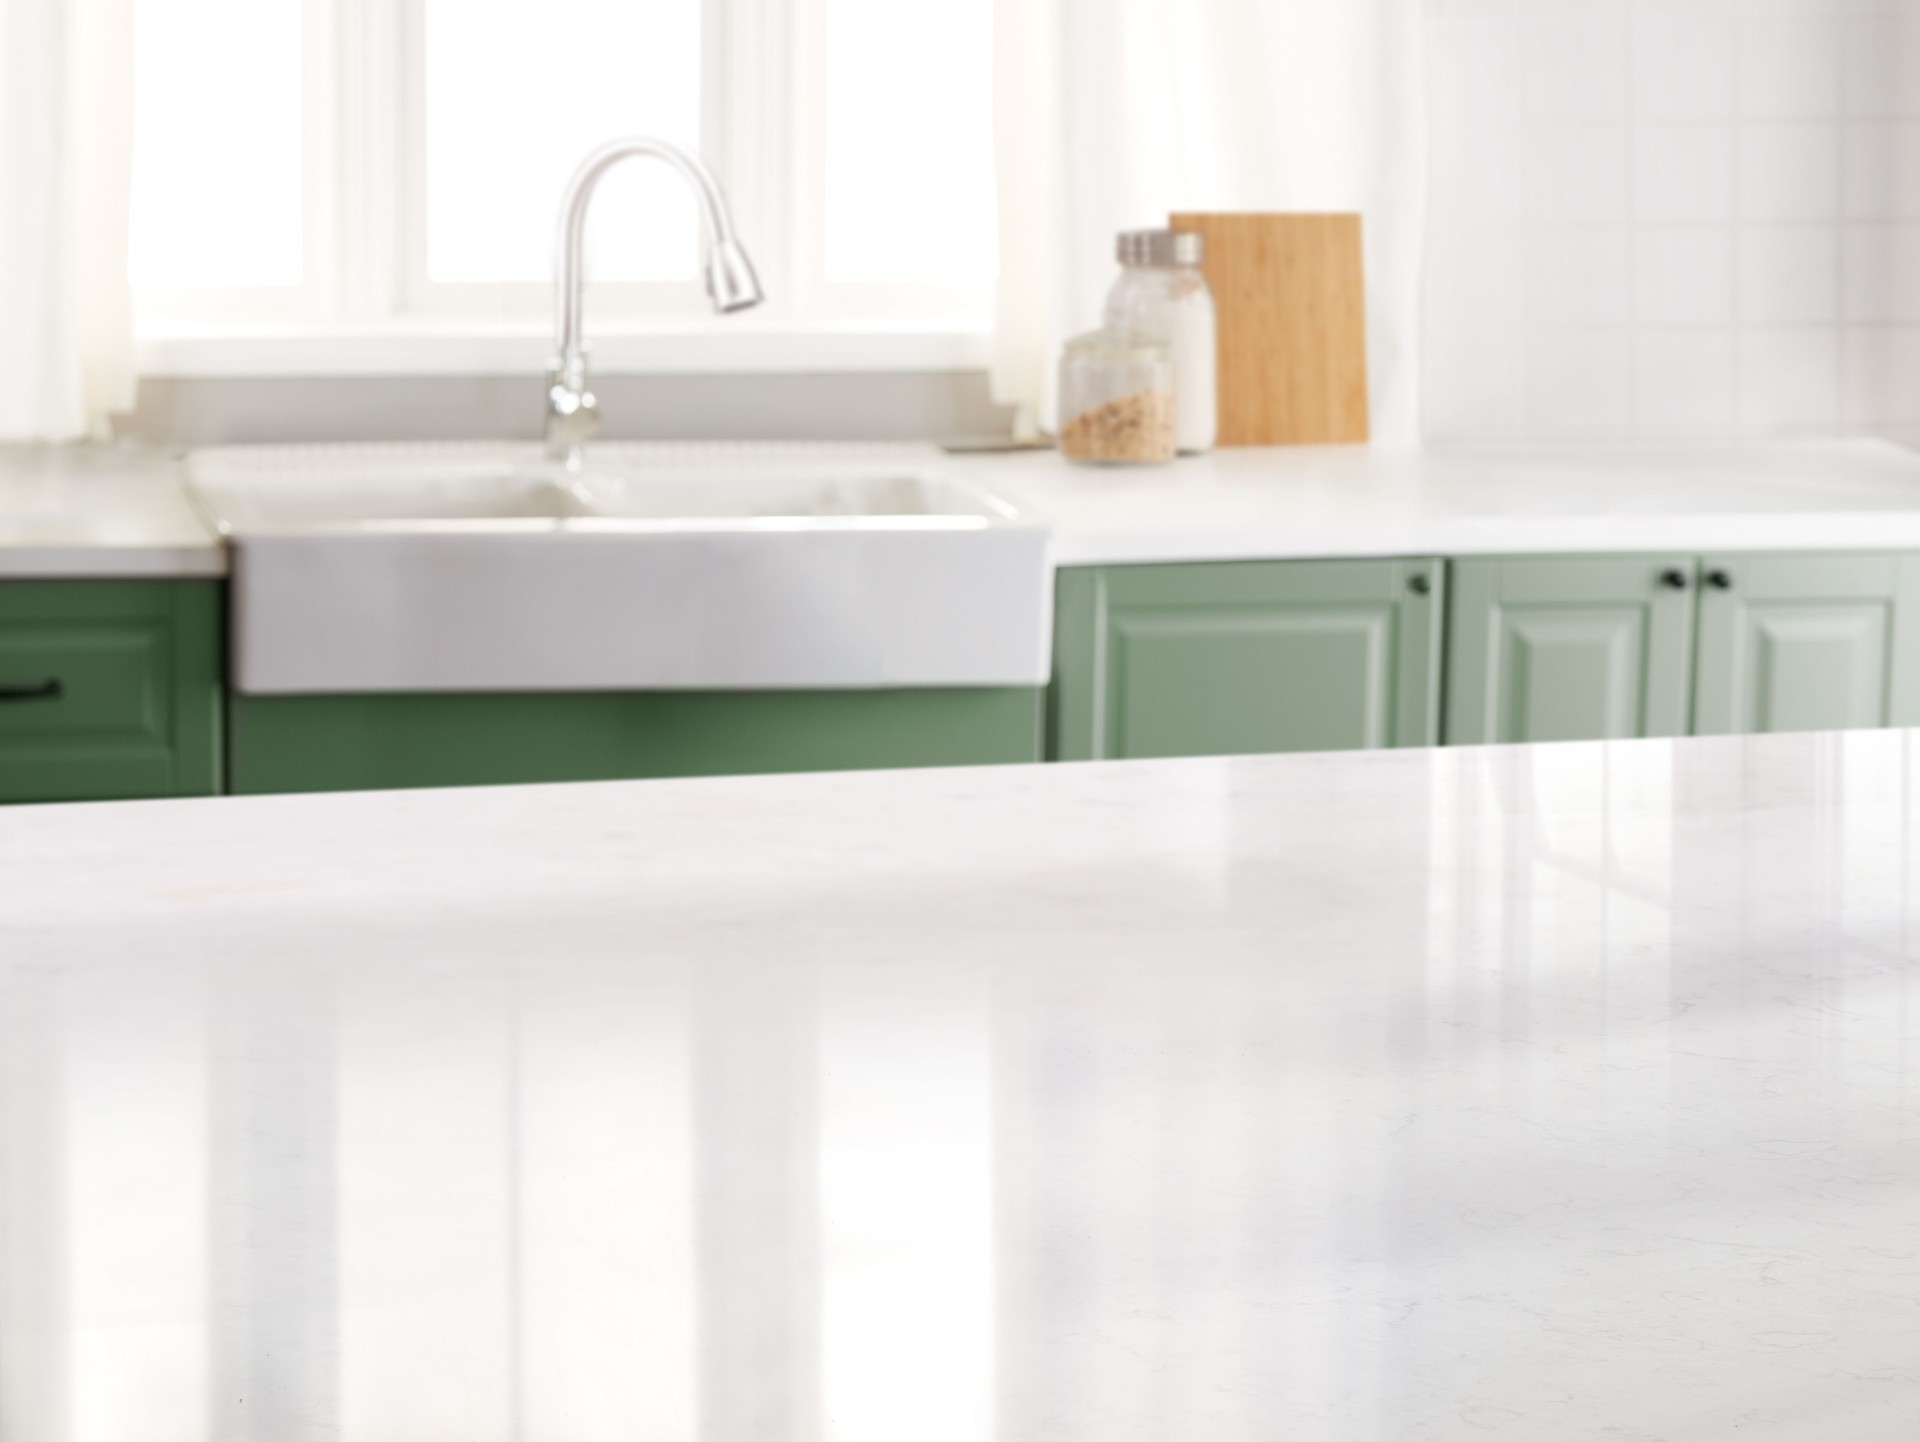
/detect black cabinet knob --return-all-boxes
[1706,569,1734,591]
[1659,569,1690,591]
[1408,573,1431,596]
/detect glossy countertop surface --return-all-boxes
[967,436,1920,564]
[0,445,224,577]
[5,733,1920,1440]
[11,438,1920,576]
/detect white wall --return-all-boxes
[1424,0,1920,443]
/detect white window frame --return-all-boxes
[131,0,995,378]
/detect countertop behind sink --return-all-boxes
[12,437,1920,580]
[964,435,1920,565]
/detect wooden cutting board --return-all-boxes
[1168,212,1370,446]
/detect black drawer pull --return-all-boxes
[0,679,63,702]
[1659,569,1690,591]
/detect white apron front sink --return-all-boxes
[188,442,1052,695]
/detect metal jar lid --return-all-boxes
[1116,229,1204,267]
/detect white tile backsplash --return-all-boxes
[1842,121,1920,219]
[1633,230,1736,324]
[1738,228,1842,323]
[1893,227,1920,322]
[1526,328,1634,436]
[1634,127,1736,222]
[1430,20,1523,127]
[1842,225,1892,322]
[1527,229,1632,323]
[1633,330,1738,430]
[1837,224,1920,324]
[1525,20,1630,122]
[1425,0,1918,442]
[1737,16,1844,121]
[1844,14,1897,119]
[1843,123,1894,219]
[1843,328,1920,427]
[1633,15,1736,122]
[1886,329,1920,428]
[1739,329,1843,428]
[1523,126,1632,223]
[1736,124,1842,221]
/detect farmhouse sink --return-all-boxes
[188,442,1052,695]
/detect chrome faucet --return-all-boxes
[546,137,765,469]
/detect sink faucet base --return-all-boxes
[545,354,600,470]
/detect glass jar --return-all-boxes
[1056,330,1176,466]
[1103,229,1217,454]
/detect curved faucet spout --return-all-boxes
[546,137,766,468]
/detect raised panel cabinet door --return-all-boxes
[1445,556,1696,745]
[0,581,223,802]
[1693,552,1920,736]
[1050,558,1444,761]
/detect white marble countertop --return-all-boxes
[0,444,224,577]
[962,436,1920,565]
[5,732,1919,1440]
[13,438,1920,579]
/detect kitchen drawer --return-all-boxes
[0,582,223,803]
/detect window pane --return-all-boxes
[130,0,304,289]
[824,0,995,285]
[424,0,704,285]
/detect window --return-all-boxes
[129,0,997,371]
[131,0,309,300]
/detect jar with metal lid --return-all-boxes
[1104,229,1217,454]
[1056,329,1176,466]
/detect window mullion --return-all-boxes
[333,0,404,322]
[717,0,797,322]
[785,0,829,322]
[300,0,342,319]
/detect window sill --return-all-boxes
[134,319,994,379]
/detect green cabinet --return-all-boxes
[1448,551,1920,746]
[1446,555,1697,745]
[1693,552,1920,735]
[20,547,1920,803]
[0,582,223,803]
[1051,558,1444,761]
[229,688,1043,795]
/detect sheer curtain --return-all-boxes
[992,0,1427,444]
[0,0,137,441]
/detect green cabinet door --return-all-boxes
[1050,558,1445,761]
[0,581,223,803]
[1693,552,1920,736]
[1446,555,1696,745]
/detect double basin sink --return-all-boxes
[189,443,1051,694]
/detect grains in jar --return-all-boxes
[1056,330,1177,466]
[1058,389,1177,463]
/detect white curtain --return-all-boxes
[992,0,1427,445]
[0,0,137,441]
